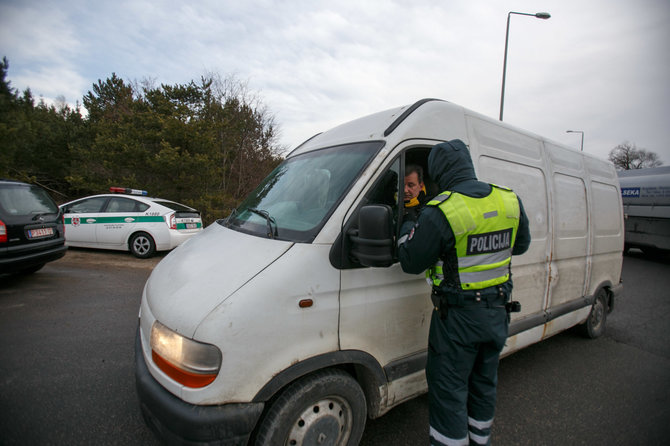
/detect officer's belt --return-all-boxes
[432,287,508,308]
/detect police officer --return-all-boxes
[398,140,531,446]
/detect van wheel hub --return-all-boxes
[591,299,604,327]
[286,397,352,446]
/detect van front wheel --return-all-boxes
[579,288,608,339]
[255,369,366,446]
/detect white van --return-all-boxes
[135,99,624,445]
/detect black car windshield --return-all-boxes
[0,184,59,217]
[221,141,384,242]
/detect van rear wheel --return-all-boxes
[579,288,608,339]
[255,369,366,446]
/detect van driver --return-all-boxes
[404,164,428,220]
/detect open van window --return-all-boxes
[329,146,434,269]
[221,141,384,242]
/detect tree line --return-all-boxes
[0,57,284,224]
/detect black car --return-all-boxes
[0,179,67,274]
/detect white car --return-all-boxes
[61,188,203,258]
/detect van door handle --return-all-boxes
[86,218,96,223]
[124,218,135,223]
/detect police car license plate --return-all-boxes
[186,223,197,229]
[28,227,54,239]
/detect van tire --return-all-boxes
[129,232,156,258]
[579,288,608,339]
[254,369,366,446]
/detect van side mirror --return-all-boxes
[349,204,395,267]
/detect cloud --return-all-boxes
[1,0,669,163]
[0,1,87,103]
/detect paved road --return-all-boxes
[361,249,670,445]
[0,248,668,445]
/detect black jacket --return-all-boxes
[397,140,531,295]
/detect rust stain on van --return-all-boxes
[542,319,556,339]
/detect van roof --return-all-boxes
[289,98,460,157]
[287,98,614,172]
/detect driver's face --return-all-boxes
[404,172,423,202]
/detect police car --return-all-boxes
[60,188,203,258]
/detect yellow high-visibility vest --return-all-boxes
[426,185,520,290]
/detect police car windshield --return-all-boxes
[221,141,383,242]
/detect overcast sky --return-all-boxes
[2,0,669,164]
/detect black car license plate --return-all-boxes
[28,227,54,239]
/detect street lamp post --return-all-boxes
[499,11,551,121]
[566,130,584,151]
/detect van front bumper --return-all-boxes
[135,329,264,445]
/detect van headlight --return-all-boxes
[150,321,222,388]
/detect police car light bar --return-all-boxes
[110,187,148,196]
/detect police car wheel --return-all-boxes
[254,369,366,446]
[129,232,156,259]
[579,288,608,339]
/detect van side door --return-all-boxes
[545,143,590,311]
[467,118,552,336]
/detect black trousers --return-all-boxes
[426,298,509,446]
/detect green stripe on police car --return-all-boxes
[64,216,165,224]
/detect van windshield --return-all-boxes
[220,141,383,242]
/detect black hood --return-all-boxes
[428,139,478,191]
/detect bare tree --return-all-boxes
[608,142,663,170]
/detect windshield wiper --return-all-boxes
[248,208,279,239]
[226,208,238,223]
[217,208,237,227]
